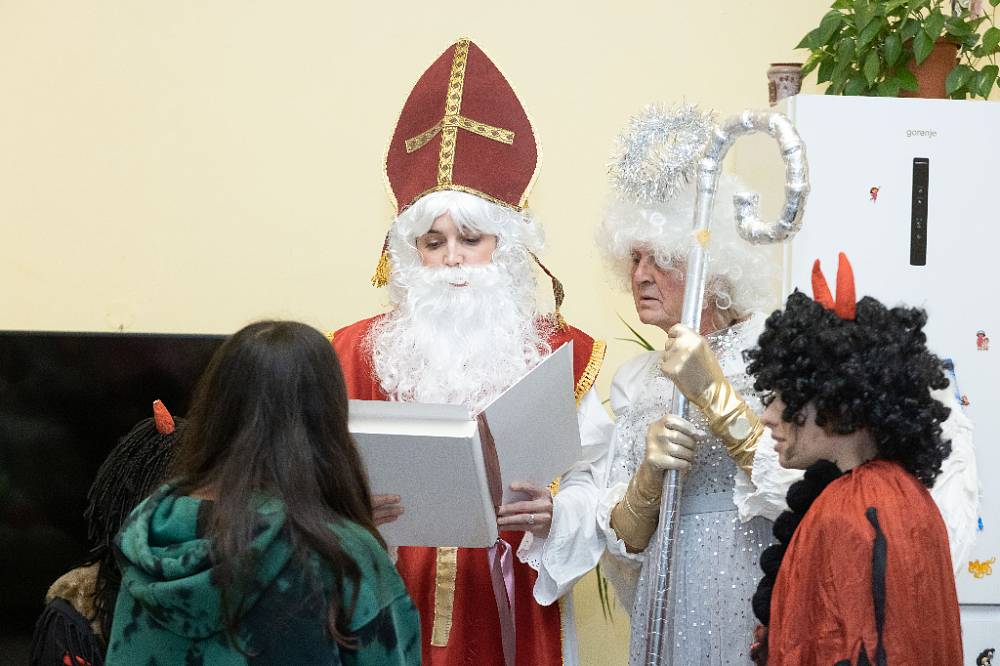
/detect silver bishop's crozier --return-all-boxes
[639,110,810,665]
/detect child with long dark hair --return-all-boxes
[104,321,420,664]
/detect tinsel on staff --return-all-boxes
[613,106,810,666]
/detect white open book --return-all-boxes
[348,343,582,547]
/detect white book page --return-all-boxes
[481,343,581,504]
[348,401,497,547]
[347,342,582,542]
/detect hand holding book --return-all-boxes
[496,482,553,538]
[373,494,403,526]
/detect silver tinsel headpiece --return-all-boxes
[610,103,715,205]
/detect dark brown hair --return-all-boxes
[171,320,380,646]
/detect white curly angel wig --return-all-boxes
[598,174,778,317]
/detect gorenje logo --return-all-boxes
[906,129,938,139]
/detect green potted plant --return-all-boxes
[797,0,1000,99]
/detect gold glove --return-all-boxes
[660,323,763,476]
[610,415,700,552]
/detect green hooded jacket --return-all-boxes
[105,484,420,665]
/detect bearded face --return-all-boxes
[369,255,550,413]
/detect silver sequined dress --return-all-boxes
[596,315,775,665]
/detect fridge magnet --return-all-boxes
[968,556,996,579]
[961,394,971,406]
[869,186,879,202]
[980,516,985,531]
[976,648,995,666]
[977,329,990,351]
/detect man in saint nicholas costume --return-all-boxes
[331,38,611,666]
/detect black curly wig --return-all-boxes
[84,413,183,640]
[745,290,951,487]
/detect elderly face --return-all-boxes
[630,248,685,331]
[416,213,497,268]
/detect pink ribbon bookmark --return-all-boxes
[488,538,516,666]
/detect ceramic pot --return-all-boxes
[767,63,803,106]
[900,38,959,99]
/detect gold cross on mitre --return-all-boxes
[403,39,515,187]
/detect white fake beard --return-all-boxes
[369,263,551,413]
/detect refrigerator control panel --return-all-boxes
[910,157,929,266]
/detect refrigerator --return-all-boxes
[737,93,998,661]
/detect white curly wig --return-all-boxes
[598,173,778,316]
[386,190,544,305]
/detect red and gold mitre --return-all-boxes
[383,37,540,215]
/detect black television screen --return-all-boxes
[0,330,225,654]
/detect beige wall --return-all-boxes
[0,1,832,662]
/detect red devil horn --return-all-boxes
[153,399,176,435]
[834,252,856,320]
[811,259,834,311]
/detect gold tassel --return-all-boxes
[554,308,567,330]
[530,252,568,330]
[370,250,391,288]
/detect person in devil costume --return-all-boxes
[746,253,963,665]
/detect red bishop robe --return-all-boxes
[767,459,963,665]
[331,315,605,666]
